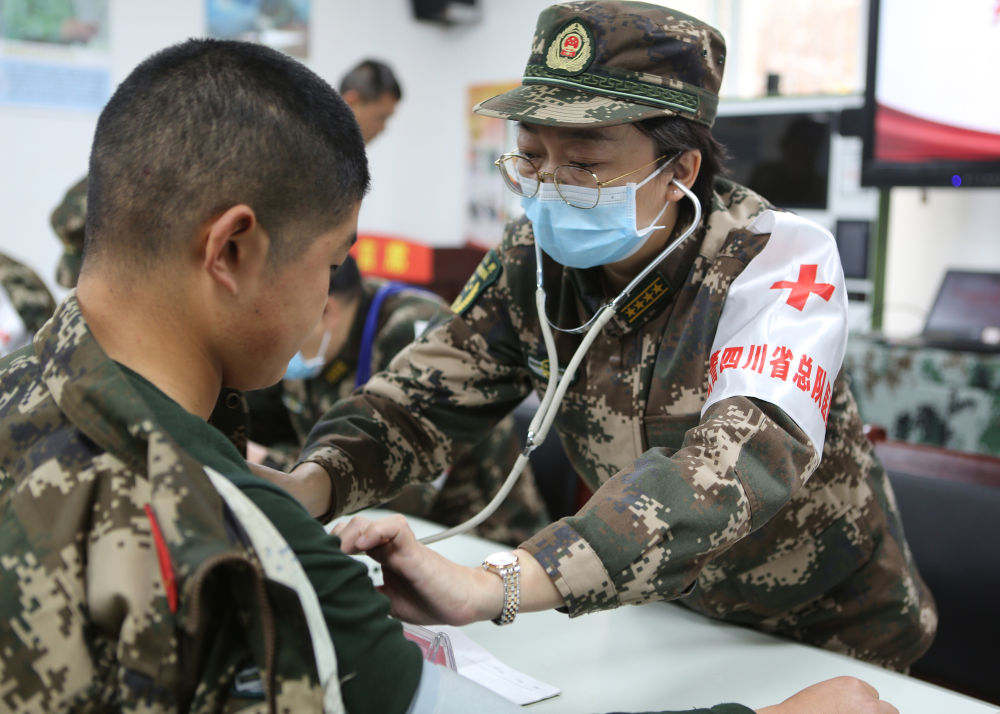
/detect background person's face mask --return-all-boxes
[283,329,331,380]
[523,160,672,269]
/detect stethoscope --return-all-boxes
[419,179,702,544]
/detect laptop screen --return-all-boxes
[922,270,1000,344]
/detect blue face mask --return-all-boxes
[284,329,331,381]
[522,160,673,269]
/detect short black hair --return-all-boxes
[634,116,729,228]
[86,38,369,274]
[338,59,402,102]
[328,253,361,299]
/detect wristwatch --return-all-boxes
[482,551,520,626]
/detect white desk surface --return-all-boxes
[341,511,999,714]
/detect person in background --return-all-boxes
[245,255,550,546]
[339,57,402,144]
[0,251,56,357]
[0,32,897,714]
[270,0,936,673]
[50,174,88,289]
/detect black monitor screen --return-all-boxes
[923,271,1000,340]
[712,111,831,210]
[835,220,871,280]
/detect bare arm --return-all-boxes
[247,460,332,520]
[332,514,561,624]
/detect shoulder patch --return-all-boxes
[451,249,502,316]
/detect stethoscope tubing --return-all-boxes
[419,180,702,545]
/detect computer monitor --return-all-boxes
[923,271,1000,346]
[712,111,832,210]
[861,0,1000,187]
[834,219,871,281]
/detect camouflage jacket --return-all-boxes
[302,180,935,670]
[250,278,549,546]
[0,295,333,712]
[0,252,57,356]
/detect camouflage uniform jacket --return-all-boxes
[302,180,935,670]
[0,252,57,356]
[251,278,549,546]
[0,294,334,712]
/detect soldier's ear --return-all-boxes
[665,150,701,201]
[671,150,702,191]
[202,205,269,295]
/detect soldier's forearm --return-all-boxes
[247,460,333,520]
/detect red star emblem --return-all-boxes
[770,264,834,311]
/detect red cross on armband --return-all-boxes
[770,264,835,311]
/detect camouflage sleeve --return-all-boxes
[521,395,817,616]
[369,289,453,374]
[300,251,534,520]
[301,313,533,518]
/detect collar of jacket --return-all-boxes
[34,293,254,607]
[559,222,702,334]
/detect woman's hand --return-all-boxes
[332,514,503,626]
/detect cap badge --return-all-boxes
[545,20,594,75]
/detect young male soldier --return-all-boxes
[277,0,936,672]
[0,28,898,714]
[245,255,550,546]
[0,37,477,713]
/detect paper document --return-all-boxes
[428,625,560,705]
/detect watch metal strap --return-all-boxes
[484,557,520,626]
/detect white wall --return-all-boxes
[1,0,998,334]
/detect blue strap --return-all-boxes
[355,282,410,388]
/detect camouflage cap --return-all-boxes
[474,1,725,128]
[50,175,88,289]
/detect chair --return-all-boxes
[869,431,1000,705]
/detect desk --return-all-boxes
[344,511,999,714]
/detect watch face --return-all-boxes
[486,551,518,567]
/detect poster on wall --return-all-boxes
[465,81,519,248]
[0,0,109,48]
[205,0,310,58]
[0,0,111,111]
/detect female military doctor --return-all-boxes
[272,0,935,672]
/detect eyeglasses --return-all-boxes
[494,153,671,209]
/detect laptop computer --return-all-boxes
[911,270,1000,353]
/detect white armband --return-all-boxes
[702,210,849,454]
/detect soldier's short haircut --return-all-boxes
[328,253,361,299]
[338,59,402,102]
[636,116,730,228]
[86,39,369,273]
